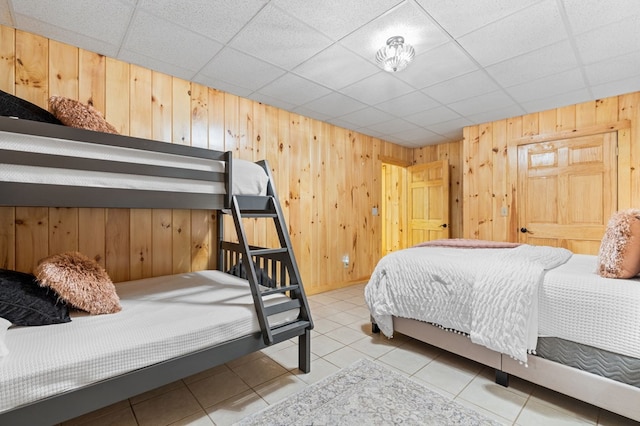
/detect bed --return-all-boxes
[365,240,640,422]
[0,115,313,425]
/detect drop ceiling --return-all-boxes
[2,0,639,147]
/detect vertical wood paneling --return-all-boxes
[105,58,130,134]
[79,50,105,111]
[172,210,191,274]
[152,209,173,276]
[15,207,48,272]
[130,209,152,280]
[0,26,15,92]
[15,30,48,107]
[48,41,78,99]
[105,209,129,283]
[78,208,105,267]
[49,208,78,255]
[130,64,152,139]
[172,78,191,145]
[0,208,15,270]
[191,83,208,149]
[152,72,172,142]
[463,92,639,244]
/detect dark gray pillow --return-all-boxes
[0,269,70,326]
[0,89,62,124]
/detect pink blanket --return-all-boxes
[413,239,521,249]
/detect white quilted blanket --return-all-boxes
[365,245,571,364]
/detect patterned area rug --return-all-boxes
[236,358,501,425]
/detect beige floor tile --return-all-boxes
[349,333,399,358]
[187,369,250,408]
[324,325,366,345]
[168,411,215,426]
[526,386,600,424]
[205,389,269,426]
[132,386,203,426]
[293,357,341,385]
[230,355,288,387]
[455,398,514,426]
[253,372,308,404]
[129,380,186,405]
[225,349,265,369]
[183,363,231,385]
[376,342,439,375]
[457,374,529,422]
[329,311,361,326]
[323,346,372,368]
[61,402,136,426]
[309,333,343,357]
[516,399,596,426]
[311,317,342,334]
[412,354,481,396]
[264,341,318,371]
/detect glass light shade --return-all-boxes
[375,36,415,72]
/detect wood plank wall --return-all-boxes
[0,26,413,294]
[462,92,640,242]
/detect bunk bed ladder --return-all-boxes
[227,161,313,347]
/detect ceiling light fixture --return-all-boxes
[375,36,415,73]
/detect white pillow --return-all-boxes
[0,317,10,357]
[232,159,269,196]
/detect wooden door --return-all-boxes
[517,132,617,254]
[407,160,450,246]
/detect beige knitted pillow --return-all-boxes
[49,96,118,134]
[35,252,121,314]
[597,209,640,278]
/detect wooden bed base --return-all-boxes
[392,317,640,422]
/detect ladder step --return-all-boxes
[241,212,278,218]
[261,284,299,296]
[250,247,287,256]
[264,299,301,317]
[270,320,311,341]
[234,195,275,213]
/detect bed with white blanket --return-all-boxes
[365,243,640,422]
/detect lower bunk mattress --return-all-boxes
[0,270,298,414]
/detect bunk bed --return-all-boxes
[365,241,640,422]
[0,115,313,425]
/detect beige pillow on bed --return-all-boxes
[35,252,121,314]
[49,96,119,134]
[597,209,640,278]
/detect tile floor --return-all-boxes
[62,283,639,426]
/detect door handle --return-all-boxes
[440,223,447,228]
[520,227,533,234]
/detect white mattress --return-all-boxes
[0,130,269,196]
[0,270,298,414]
[539,254,640,359]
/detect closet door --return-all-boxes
[517,132,617,254]
[407,160,450,246]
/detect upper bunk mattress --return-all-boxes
[0,270,298,414]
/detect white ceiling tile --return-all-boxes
[467,104,526,124]
[192,75,254,98]
[458,0,568,66]
[367,117,418,135]
[390,126,440,142]
[273,0,402,41]
[405,106,462,127]
[250,92,297,112]
[291,106,333,123]
[228,3,332,69]
[118,49,197,82]
[506,68,586,103]
[137,0,268,44]
[123,11,223,74]
[257,73,331,105]
[421,70,499,104]
[375,91,440,117]
[338,107,393,128]
[13,14,121,58]
[339,1,451,65]
[0,0,13,26]
[395,42,479,89]
[197,48,285,92]
[485,40,579,88]
[561,0,640,35]
[448,90,516,117]
[574,17,640,65]
[299,92,367,118]
[520,88,591,114]
[583,51,640,87]
[293,44,380,90]
[427,118,472,139]
[591,76,640,100]
[415,0,542,38]
[340,72,415,105]
[13,0,133,46]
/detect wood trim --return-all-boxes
[510,120,631,145]
[379,155,411,167]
